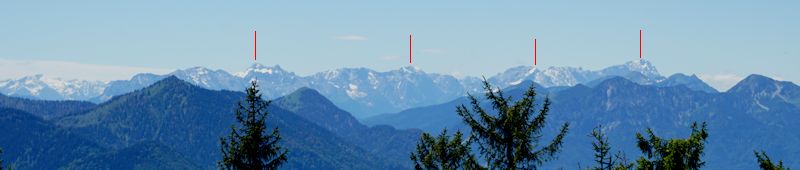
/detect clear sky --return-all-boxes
[1,1,797,90]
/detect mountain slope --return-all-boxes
[727,74,800,107]
[367,75,800,169]
[549,76,800,169]
[273,87,422,167]
[656,73,718,93]
[364,80,549,133]
[0,108,103,169]
[65,141,199,169]
[0,93,96,119]
[55,76,402,169]
[91,73,166,102]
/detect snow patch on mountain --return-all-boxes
[0,59,724,118]
[256,68,273,74]
[184,67,211,87]
[346,84,367,98]
[0,74,106,100]
[234,64,283,78]
[491,59,666,88]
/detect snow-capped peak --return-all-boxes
[172,66,215,86]
[399,66,423,73]
[0,74,106,100]
[526,66,537,75]
[620,59,660,77]
[186,66,211,75]
[490,59,666,88]
[6,74,48,95]
[235,63,285,77]
[251,63,267,68]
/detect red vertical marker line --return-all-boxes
[409,33,413,64]
[639,29,642,59]
[254,30,257,61]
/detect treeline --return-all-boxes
[217,81,287,169]
[408,79,790,170]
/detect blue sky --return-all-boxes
[1,1,798,90]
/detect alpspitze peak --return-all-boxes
[399,65,422,73]
[250,63,282,69]
[187,66,210,71]
[604,59,660,78]
[250,63,266,68]
[625,59,655,70]
[236,63,285,77]
[526,66,537,75]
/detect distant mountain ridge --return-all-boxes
[1,73,797,169]
[0,60,722,118]
[0,93,96,119]
[54,76,414,169]
[488,59,664,88]
[0,74,106,100]
[1,76,419,169]
[364,74,800,169]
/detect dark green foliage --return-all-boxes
[219,81,288,169]
[457,78,569,169]
[274,87,420,168]
[410,129,481,170]
[0,108,101,169]
[1,147,4,170]
[754,151,789,170]
[65,141,198,169]
[587,126,633,170]
[590,126,612,170]
[51,76,405,169]
[55,76,247,168]
[0,93,96,120]
[635,122,708,170]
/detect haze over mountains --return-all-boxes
[1,60,798,169]
[0,60,718,118]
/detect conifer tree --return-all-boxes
[410,129,482,170]
[754,151,789,170]
[457,79,569,169]
[0,147,4,170]
[219,81,287,170]
[635,122,708,170]
[588,126,633,170]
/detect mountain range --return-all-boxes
[0,60,718,118]
[364,74,800,169]
[1,62,798,169]
[1,76,420,169]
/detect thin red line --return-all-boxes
[254,31,257,61]
[409,33,412,64]
[534,38,537,66]
[639,29,642,59]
